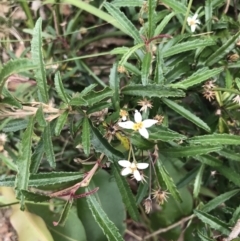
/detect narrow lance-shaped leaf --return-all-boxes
[112,162,140,221]
[141,52,152,86]
[154,12,175,36]
[205,0,213,32]
[154,46,165,84]
[43,123,56,168]
[193,164,205,198]
[109,63,120,111]
[86,189,124,241]
[147,0,157,38]
[53,200,73,226]
[30,138,44,173]
[31,18,49,103]
[112,0,144,7]
[104,2,143,44]
[55,111,68,136]
[0,59,36,94]
[206,31,240,66]
[160,0,187,14]
[162,98,211,132]
[82,117,90,156]
[54,71,70,103]
[36,105,47,127]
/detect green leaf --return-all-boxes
[87,102,112,115]
[163,39,215,58]
[43,123,56,168]
[194,210,230,235]
[2,119,28,132]
[170,67,223,89]
[21,190,50,202]
[53,200,73,226]
[124,62,141,76]
[83,87,114,106]
[112,162,140,221]
[205,32,240,66]
[197,231,215,241]
[69,96,88,106]
[162,98,211,132]
[55,111,68,136]
[193,164,205,198]
[15,117,34,194]
[30,138,44,173]
[54,71,70,103]
[27,203,87,241]
[104,2,143,44]
[160,0,187,14]
[149,127,187,141]
[148,0,157,38]
[90,121,124,161]
[36,105,47,127]
[112,0,144,7]
[161,146,222,158]
[205,0,213,32]
[0,58,36,95]
[201,189,240,213]
[154,46,165,84]
[155,159,182,202]
[80,83,97,96]
[130,134,154,150]
[0,172,84,189]
[86,189,124,241]
[31,18,49,103]
[82,117,90,156]
[141,52,152,85]
[122,84,185,98]
[0,153,17,171]
[218,149,240,162]
[77,170,125,241]
[109,63,120,111]
[189,134,240,146]
[2,87,22,108]
[154,12,175,36]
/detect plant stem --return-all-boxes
[20,0,34,28]
[181,0,193,34]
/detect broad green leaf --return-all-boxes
[30,138,44,173]
[141,52,152,85]
[77,170,125,241]
[162,98,211,132]
[109,63,120,111]
[86,189,124,241]
[55,111,68,136]
[155,159,182,202]
[194,210,230,235]
[112,0,144,6]
[54,71,70,103]
[0,172,84,189]
[2,119,28,132]
[148,0,157,38]
[31,18,49,103]
[193,164,205,198]
[160,0,187,14]
[83,87,114,106]
[170,67,223,89]
[205,32,240,66]
[15,117,34,194]
[36,105,47,127]
[43,123,56,168]
[154,12,175,36]
[163,39,215,58]
[82,117,90,156]
[112,162,140,221]
[161,146,222,158]
[122,84,185,98]
[189,134,240,146]
[0,59,36,95]
[90,121,124,161]
[201,189,240,213]
[104,2,142,44]
[27,203,87,241]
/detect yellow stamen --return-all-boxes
[133,122,143,131]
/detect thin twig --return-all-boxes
[125,229,143,241]
[144,214,195,240]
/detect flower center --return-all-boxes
[189,20,195,26]
[133,122,143,131]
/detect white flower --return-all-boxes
[118,160,149,181]
[187,13,200,32]
[118,110,158,139]
[233,95,240,105]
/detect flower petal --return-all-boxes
[191,24,196,32]
[142,119,158,128]
[193,13,198,20]
[118,121,134,129]
[133,170,142,181]
[136,163,149,169]
[187,17,191,24]
[134,110,142,123]
[121,167,132,176]
[139,128,149,139]
[118,160,131,167]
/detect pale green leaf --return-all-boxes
[193,164,205,198]
[109,63,120,111]
[82,117,90,156]
[2,119,28,132]
[112,0,144,6]
[55,111,68,136]
[36,105,47,127]
[148,0,157,38]
[141,52,152,85]
[154,12,175,36]
[54,71,70,103]
[160,0,187,14]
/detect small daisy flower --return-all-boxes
[233,95,240,105]
[118,110,158,139]
[187,13,200,32]
[118,160,149,182]
[119,109,128,121]
[138,98,153,113]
